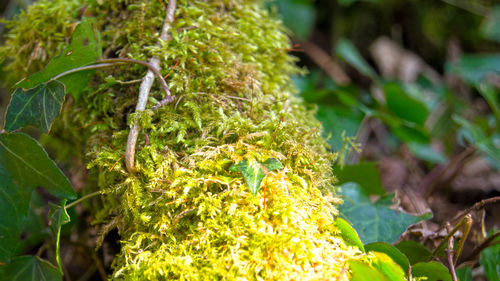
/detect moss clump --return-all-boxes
[1,0,366,280]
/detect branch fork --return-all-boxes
[125,0,177,173]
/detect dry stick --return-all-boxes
[446,223,459,281]
[450,196,500,225]
[125,0,176,173]
[300,41,351,85]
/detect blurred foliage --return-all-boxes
[275,0,500,278]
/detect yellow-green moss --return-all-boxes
[1,0,367,280]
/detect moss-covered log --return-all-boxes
[1,0,365,280]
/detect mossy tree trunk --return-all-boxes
[0,0,362,280]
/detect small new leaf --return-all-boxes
[230,158,283,196]
[4,81,65,133]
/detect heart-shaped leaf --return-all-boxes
[0,255,62,281]
[0,133,75,262]
[4,80,65,133]
[338,182,432,244]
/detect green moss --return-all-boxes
[1,0,366,280]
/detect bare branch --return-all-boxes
[301,41,351,85]
[125,0,176,173]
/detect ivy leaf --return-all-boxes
[0,255,62,281]
[0,172,32,263]
[338,183,432,244]
[0,133,75,200]
[0,133,75,262]
[333,162,386,196]
[4,80,65,133]
[16,17,102,96]
[230,158,283,196]
[49,200,70,274]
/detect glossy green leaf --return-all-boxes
[0,133,74,262]
[480,231,500,281]
[273,0,315,39]
[384,82,429,126]
[16,17,102,95]
[338,183,432,244]
[0,133,75,200]
[395,240,431,265]
[230,159,265,196]
[447,54,500,85]
[348,260,388,281]
[336,39,378,80]
[0,255,62,281]
[0,172,32,263]
[333,162,385,195]
[456,266,473,281]
[371,252,407,281]
[411,261,452,281]
[4,80,65,133]
[49,200,70,274]
[335,217,365,251]
[365,242,410,273]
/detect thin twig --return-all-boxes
[125,0,176,173]
[450,196,500,225]
[66,191,102,209]
[98,58,171,98]
[458,230,500,265]
[49,57,171,99]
